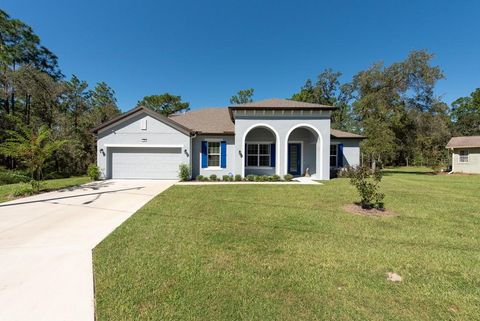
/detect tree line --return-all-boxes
[1,9,479,179]
[232,52,479,168]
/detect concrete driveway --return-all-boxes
[0,179,176,321]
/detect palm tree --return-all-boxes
[0,120,67,180]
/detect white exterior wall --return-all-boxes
[96,112,190,179]
[233,114,331,180]
[452,148,480,174]
[331,138,362,167]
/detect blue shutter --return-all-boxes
[201,141,208,168]
[270,143,276,167]
[338,144,344,167]
[220,141,227,168]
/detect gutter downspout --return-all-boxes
[448,148,454,174]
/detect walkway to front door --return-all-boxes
[288,143,301,176]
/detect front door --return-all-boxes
[288,143,301,175]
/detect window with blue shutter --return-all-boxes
[220,141,227,168]
[201,141,208,168]
[270,143,276,167]
[338,144,344,167]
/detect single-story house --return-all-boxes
[92,98,364,180]
[446,136,480,174]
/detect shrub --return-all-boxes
[222,175,230,181]
[260,175,269,182]
[346,166,385,209]
[87,164,101,181]
[271,175,281,181]
[246,174,255,181]
[0,170,30,185]
[209,174,217,181]
[30,179,43,192]
[234,174,242,181]
[284,174,293,181]
[202,176,209,181]
[196,175,204,181]
[12,184,35,197]
[178,163,190,181]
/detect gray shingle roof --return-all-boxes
[446,136,480,148]
[230,98,334,109]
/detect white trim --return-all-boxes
[284,124,323,179]
[104,144,184,148]
[287,140,304,175]
[241,124,280,177]
[206,141,221,168]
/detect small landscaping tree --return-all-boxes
[346,166,385,209]
[178,164,190,181]
[0,121,67,181]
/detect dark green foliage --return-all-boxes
[234,174,242,181]
[292,69,354,130]
[209,174,217,181]
[137,93,189,116]
[345,166,384,209]
[230,88,254,105]
[0,120,67,180]
[0,169,30,185]
[246,174,256,181]
[222,175,231,181]
[0,10,121,179]
[451,88,480,136]
[87,164,101,181]
[283,174,293,181]
[196,175,204,181]
[178,164,190,181]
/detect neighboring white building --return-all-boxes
[92,99,364,180]
[446,136,480,174]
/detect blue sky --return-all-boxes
[3,0,480,111]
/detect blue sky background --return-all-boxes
[2,0,479,111]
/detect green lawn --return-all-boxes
[0,176,90,203]
[93,170,480,321]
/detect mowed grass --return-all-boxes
[93,170,480,321]
[0,176,90,203]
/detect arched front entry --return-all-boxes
[284,124,322,178]
[241,124,280,177]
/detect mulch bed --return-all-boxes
[343,203,398,217]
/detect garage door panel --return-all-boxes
[110,147,182,179]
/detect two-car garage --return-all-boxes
[108,146,183,179]
[94,106,192,180]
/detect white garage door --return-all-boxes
[110,147,182,179]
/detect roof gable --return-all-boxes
[92,106,192,135]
